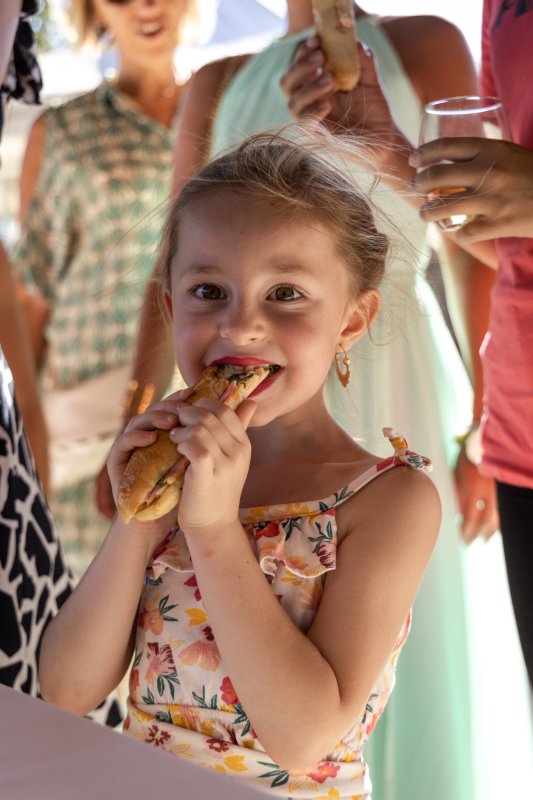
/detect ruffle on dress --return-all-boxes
[151,507,338,583]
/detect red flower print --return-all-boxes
[130,667,140,694]
[207,737,231,753]
[316,541,335,569]
[151,532,173,562]
[184,575,202,601]
[123,716,131,731]
[203,626,215,642]
[138,605,164,635]
[255,521,280,540]
[307,762,340,783]
[145,725,172,747]
[220,676,239,705]
[145,642,178,686]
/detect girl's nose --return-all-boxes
[219,304,265,345]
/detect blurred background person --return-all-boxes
[0,0,120,728]
[113,3,509,800]
[11,0,208,580]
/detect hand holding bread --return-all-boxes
[312,0,360,91]
[116,364,276,524]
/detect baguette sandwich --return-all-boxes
[117,363,277,523]
[312,0,361,91]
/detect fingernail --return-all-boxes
[317,73,333,87]
[305,36,319,49]
[307,49,323,63]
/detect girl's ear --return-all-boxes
[163,289,173,320]
[339,289,381,351]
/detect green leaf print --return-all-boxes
[281,517,302,541]
[133,650,142,669]
[233,704,252,737]
[158,594,178,622]
[192,686,218,709]
[142,686,155,705]
[156,673,180,700]
[308,519,334,553]
[257,762,290,788]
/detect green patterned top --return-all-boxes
[13,81,175,390]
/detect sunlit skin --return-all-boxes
[164,193,371,432]
[38,186,440,772]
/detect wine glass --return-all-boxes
[418,95,511,232]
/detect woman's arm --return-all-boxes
[435,235,498,540]
[0,242,49,491]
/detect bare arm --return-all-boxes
[170,399,440,771]
[124,58,242,416]
[0,0,21,84]
[435,235,498,540]
[0,242,49,492]
[184,467,440,771]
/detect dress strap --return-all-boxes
[331,429,432,509]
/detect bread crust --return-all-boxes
[117,364,273,523]
[313,0,361,91]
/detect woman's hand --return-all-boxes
[170,397,256,536]
[411,138,533,242]
[279,35,413,186]
[454,450,499,543]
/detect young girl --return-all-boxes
[39,131,440,798]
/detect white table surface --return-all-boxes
[0,684,270,799]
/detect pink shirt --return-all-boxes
[479,0,533,488]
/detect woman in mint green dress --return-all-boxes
[126,2,532,798]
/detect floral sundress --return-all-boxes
[125,438,431,799]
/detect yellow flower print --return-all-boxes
[179,639,221,671]
[223,755,248,772]
[299,575,324,611]
[185,608,208,626]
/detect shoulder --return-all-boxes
[339,464,441,555]
[189,53,251,96]
[380,15,477,104]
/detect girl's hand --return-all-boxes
[280,37,397,145]
[106,389,193,543]
[169,397,256,536]
[411,138,533,242]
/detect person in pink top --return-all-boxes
[412,0,533,687]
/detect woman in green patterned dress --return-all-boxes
[12,0,206,579]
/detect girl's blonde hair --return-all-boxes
[159,127,390,297]
[68,0,206,48]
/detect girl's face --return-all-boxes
[92,0,185,62]
[165,193,374,428]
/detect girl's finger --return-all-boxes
[124,409,180,433]
[111,428,158,462]
[235,398,257,430]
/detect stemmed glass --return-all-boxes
[418,95,511,231]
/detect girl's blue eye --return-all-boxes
[270,285,302,302]
[192,284,225,300]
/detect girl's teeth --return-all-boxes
[140,23,162,35]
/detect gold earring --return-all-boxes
[335,349,351,388]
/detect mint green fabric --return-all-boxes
[210,17,488,800]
